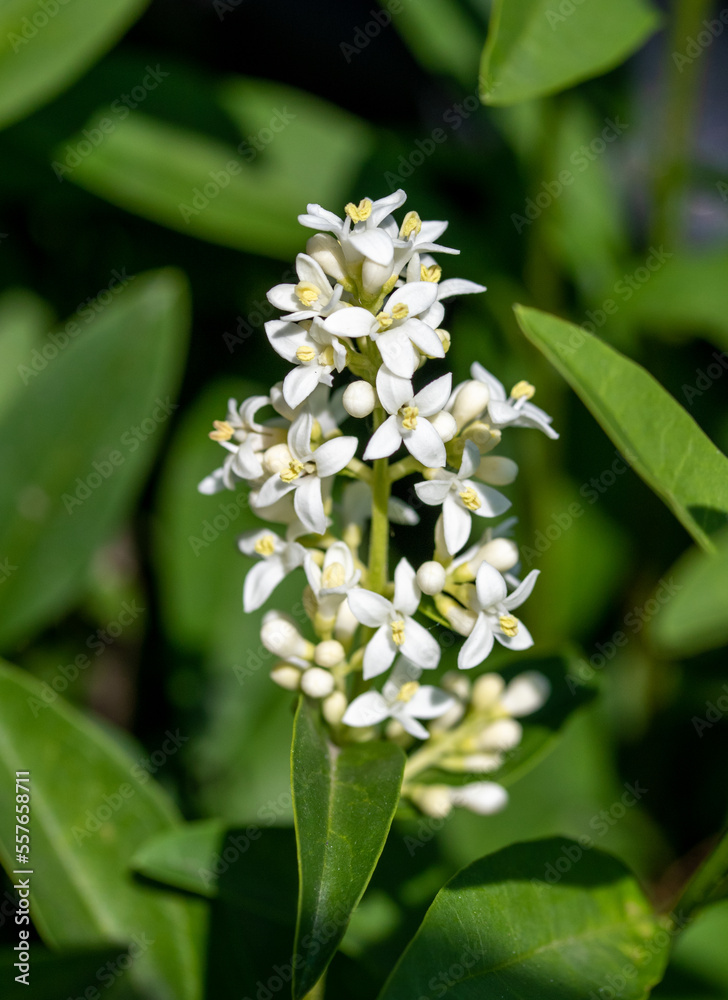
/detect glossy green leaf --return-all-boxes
[480,0,659,105]
[0,0,149,131]
[0,268,189,650]
[380,839,669,1000]
[515,305,728,552]
[66,79,375,260]
[651,528,728,656]
[292,698,405,999]
[0,662,204,1000]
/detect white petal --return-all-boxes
[293,475,326,535]
[406,686,456,719]
[459,440,481,480]
[443,495,472,555]
[393,557,420,616]
[343,691,390,727]
[475,561,509,608]
[324,306,374,340]
[387,281,438,316]
[348,228,394,266]
[376,329,418,378]
[283,365,326,410]
[503,569,540,610]
[404,419,446,467]
[314,435,358,477]
[376,366,413,415]
[437,278,487,299]
[458,613,494,669]
[495,620,534,651]
[243,558,287,612]
[501,671,551,717]
[401,618,440,669]
[414,478,452,506]
[414,373,452,417]
[347,588,393,628]
[363,625,397,679]
[363,416,402,460]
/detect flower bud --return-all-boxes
[475,538,519,574]
[449,381,490,429]
[300,667,336,699]
[263,443,294,475]
[306,233,348,284]
[501,671,551,717]
[416,560,446,596]
[322,690,348,726]
[409,784,453,819]
[429,410,457,443]
[449,782,508,815]
[270,664,302,690]
[471,673,505,711]
[261,611,314,661]
[314,640,346,667]
[478,718,523,752]
[343,380,376,418]
[478,455,518,486]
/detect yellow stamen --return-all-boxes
[421,264,442,283]
[401,405,419,431]
[397,681,420,702]
[511,380,535,401]
[345,198,372,223]
[376,311,393,331]
[322,562,346,588]
[209,420,234,442]
[280,460,304,483]
[296,344,316,363]
[391,619,406,645]
[295,282,320,307]
[400,211,422,239]
[499,614,519,637]
[254,534,277,557]
[459,487,481,511]
[318,344,335,367]
[391,303,409,321]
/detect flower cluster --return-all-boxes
[200,191,558,816]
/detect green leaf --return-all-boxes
[0,0,150,131]
[651,527,728,657]
[379,838,669,1000]
[515,305,728,552]
[65,79,375,260]
[292,698,405,999]
[480,0,659,105]
[0,661,204,1000]
[0,269,189,650]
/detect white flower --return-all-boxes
[304,540,361,620]
[238,529,307,612]
[458,563,539,669]
[266,318,347,409]
[198,395,284,493]
[325,282,444,378]
[343,657,454,739]
[364,373,452,467]
[414,441,512,555]
[266,253,344,321]
[254,410,357,535]
[471,362,558,438]
[348,558,441,679]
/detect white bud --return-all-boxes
[314,640,346,667]
[478,455,518,485]
[478,718,523,752]
[300,667,335,699]
[475,538,519,574]
[471,672,505,710]
[450,381,490,429]
[270,664,302,690]
[429,410,457,443]
[501,671,551,717]
[322,690,348,726]
[260,611,314,660]
[409,784,453,819]
[306,233,348,284]
[343,380,376,418]
[449,782,508,815]
[263,443,294,475]
[416,560,446,596]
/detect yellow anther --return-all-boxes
[459,487,481,511]
[322,562,346,588]
[391,303,409,321]
[397,681,420,703]
[499,614,519,637]
[376,311,393,331]
[400,211,422,239]
[318,344,335,367]
[400,405,419,431]
[391,619,406,645]
[511,380,535,401]
[296,344,316,363]
[209,420,235,442]
[280,460,304,483]
[345,198,372,222]
[254,534,277,557]
[295,282,320,307]
[421,264,442,283]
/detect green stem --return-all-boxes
[673,826,728,923]
[651,0,713,246]
[368,407,391,596]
